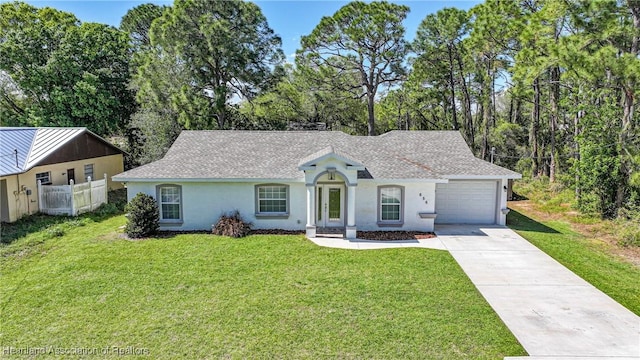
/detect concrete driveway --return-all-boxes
[435,225,640,360]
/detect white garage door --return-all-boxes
[435,181,498,224]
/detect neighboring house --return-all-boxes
[114,130,521,238]
[0,127,125,223]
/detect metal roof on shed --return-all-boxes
[0,127,89,176]
[0,128,37,176]
[25,128,85,170]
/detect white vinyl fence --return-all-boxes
[38,174,108,216]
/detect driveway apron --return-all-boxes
[435,225,640,359]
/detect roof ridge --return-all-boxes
[181,129,349,133]
[23,129,39,171]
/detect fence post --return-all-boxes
[37,180,42,213]
[104,173,108,205]
[70,179,75,216]
[88,176,93,211]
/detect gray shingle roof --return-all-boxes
[298,145,364,168]
[115,130,520,182]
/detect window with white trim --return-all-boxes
[255,184,289,216]
[378,186,404,224]
[35,171,51,185]
[157,185,182,222]
[84,164,94,181]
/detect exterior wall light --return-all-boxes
[328,168,336,181]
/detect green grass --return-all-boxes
[1,215,525,359]
[1,188,126,245]
[513,179,582,215]
[508,210,640,315]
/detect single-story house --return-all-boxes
[113,130,521,238]
[0,127,125,222]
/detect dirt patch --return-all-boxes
[356,231,436,241]
[509,200,640,268]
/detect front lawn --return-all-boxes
[1,215,525,359]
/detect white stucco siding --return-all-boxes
[354,181,436,232]
[125,180,439,232]
[125,181,307,231]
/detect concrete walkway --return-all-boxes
[308,236,447,250]
[435,225,640,360]
[308,226,640,359]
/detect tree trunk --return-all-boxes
[491,68,496,127]
[367,92,376,136]
[514,98,522,125]
[480,100,486,160]
[448,47,458,130]
[482,96,490,161]
[217,110,226,129]
[508,95,514,124]
[481,61,491,161]
[574,107,582,199]
[456,53,474,148]
[549,66,560,183]
[530,77,540,177]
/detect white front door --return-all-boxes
[317,184,345,228]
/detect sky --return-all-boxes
[19,0,482,61]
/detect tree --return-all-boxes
[143,0,285,130]
[123,3,180,164]
[467,0,522,161]
[0,71,25,126]
[129,109,182,165]
[413,8,471,142]
[298,1,409,136]
[0,2,134,135]
[120,3,167,51]
[239,64,367,133]
[561,0,640,214]
[513,0,569,181]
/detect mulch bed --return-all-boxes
[356,231,436,241]
[120,229,435,241]
[119,229,211,241]
[250,229,436,240]
[249,229,305,235]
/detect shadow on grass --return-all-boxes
[1,210,124,245]
[509,191,529,201]
[1,189,127,245]
[507,209,560,234]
